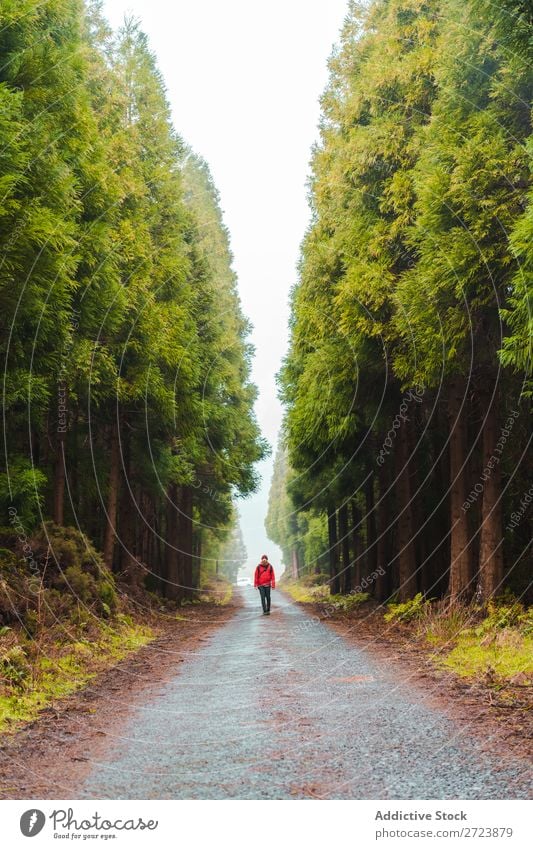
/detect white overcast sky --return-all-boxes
[102,0,349,575]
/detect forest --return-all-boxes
[0,0,532,804]
[0,0,263,612]
[267,0,532,609]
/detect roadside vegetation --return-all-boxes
[269,0,532,736]
[0,524,234,733]
[268,0,532,611]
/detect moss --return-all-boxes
[0,645,30,688]
[438,630,533,682]
[328,592,371,611]
[282,579,330,604]
[198,576,233,606]
[0,621,154,734]
[384,592,431,623]
[416,599,533,686]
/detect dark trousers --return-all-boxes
[258,585,271,613]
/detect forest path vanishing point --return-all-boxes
[79,589,532,800]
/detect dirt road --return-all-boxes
[80,588,532,799]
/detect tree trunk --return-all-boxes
[338,501,351,594]
[291,547,300,579]
[180,486,194,600]
[447,379,473,602]
[395,419,418,601]
[328,508,340,595]
[365,473,377,575]
[351,500,363,588]
[53,386,68,525]
[119,433,138,578]
[165,483,181,601]
[375,462,390,601]
[103,420,120,571]
[478,383,504,600]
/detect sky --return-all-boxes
[102,0,349,576]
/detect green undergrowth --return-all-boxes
[385,595,533,686]
[439,631,533,682]
[0,524,239,736]
[423,602,533,684]
[281,575,371,610]
[0,619,154,733]
[384,592,430,623]
[197,574,233,606]
[280,574,330,603]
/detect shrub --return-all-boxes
[0,550,34,625]
[300,572,329,587]
[98,581,117,613]
[518,608,533,635]
[422,604,475,645]
[329,592,370,611]
[0,645,30,689]
[384,592,430,623]
[474,601,525,636]
[62,564,96,604]
[307,584,331,602]
[28,523,119,617]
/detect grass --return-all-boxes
[416,600,533,686]
[281,577,370,610]
[0,620,154,734]
[437,629,533,682]
[280,577,330,604]
[198,575,234,606]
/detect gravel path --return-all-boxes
[82,588,533,799]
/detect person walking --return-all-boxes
[254,554,275,615]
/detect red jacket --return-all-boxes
[254,562,275,588]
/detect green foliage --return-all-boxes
[0,645,30,689]
[384,593,430,623]
[0,2,266,604]
[282,579,330,604]
[0,619,154,732]
[273,0,533,607]
[0,460,46,531]
[440,629,533,681]
[473,600,533,636]
[329,593,370,611]
[265,432,328,576]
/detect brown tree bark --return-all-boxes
[351,500,363,588]
[328,508,340,595]
[179,486,194,600]
[165,483,181,601]
[447,379,474,602]
[53,386,68,525]
[119,434,138,578]
[478,383,504,600]
[395,418,418,601]
[291,547,300,579]
[365,473,377,575]
[338,501,351,594]
[103,420,120,571]
[375,462,390,601]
